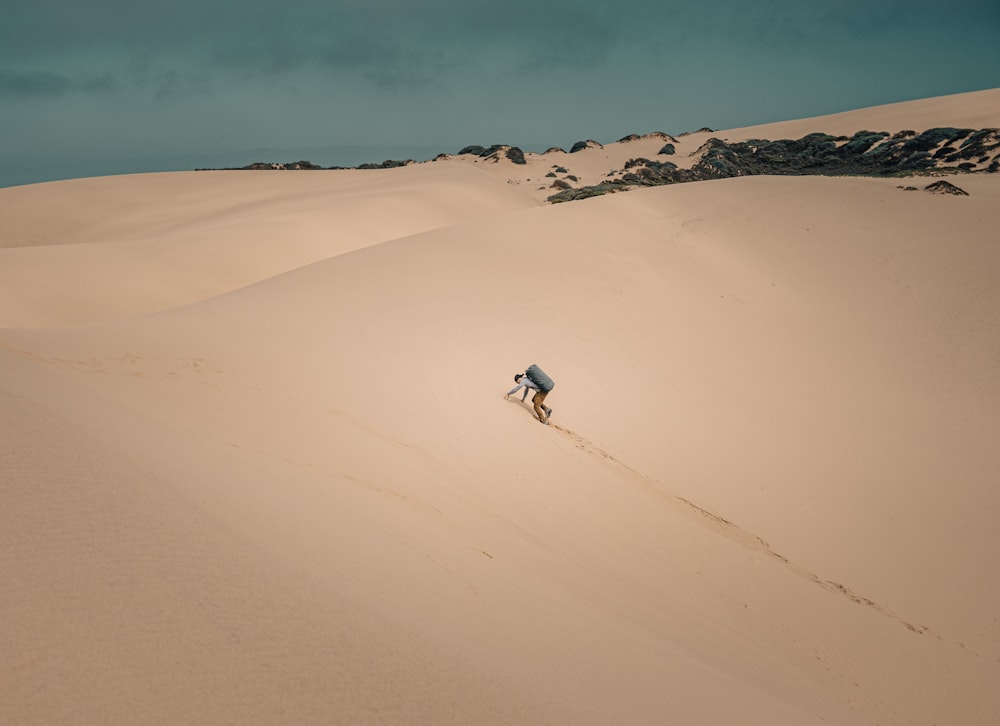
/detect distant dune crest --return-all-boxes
[203,89,1000,207]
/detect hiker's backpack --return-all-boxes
[525,364,555,393]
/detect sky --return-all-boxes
[2,0,999,187]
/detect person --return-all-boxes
[505,372,553,424]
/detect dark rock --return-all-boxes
[547,125,999,203]
[570,140,604,153]
[623,158,678,175]
[548,182,623,203]
[842,130,890,155]
[908,127,973,152]
[643,132,678,143]
[480,145,527,165]
[956,129,1000,168]
[240,160,322,170]
[506,147,527,165]
[658,143,676,155]
[458,145,487,155]
[924,180,968,195]
[357,159,411,169]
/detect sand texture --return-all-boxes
[2,89,999,725]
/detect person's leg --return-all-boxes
[532,390,549,423]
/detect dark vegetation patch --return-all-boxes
[356,159,412,170]
[482,145,527,164]
[924,180,969,195]
[570,140,603,153]
[548,127,999,202]
[239,160,325,170]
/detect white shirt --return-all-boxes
[507,377,540,398]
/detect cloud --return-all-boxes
[199,1,623,90]
[0,69,68,97]
[5,0,993,103]
[0,69,118,98]
[2,1,628,97]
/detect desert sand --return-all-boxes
[2,89,999,725]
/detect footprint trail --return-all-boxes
[547,421,965,649]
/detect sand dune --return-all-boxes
[724,86,1000,140]
[0,164,537,327]
[2,89,999,725]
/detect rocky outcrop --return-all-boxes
[616,132,678,144]
[221,158,410,171]
[241,160,324,170]
[570,140,604,153]
[924,180,969,195]
[705,127,997,177]
[480,145,527,165]
[356,159,413,169]
[456,144,527,164]
[549,127,999,202]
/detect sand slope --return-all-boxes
[2,90,999,725]
[0,164,538,327]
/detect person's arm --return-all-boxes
[506,378,537,400]
[507,376,539,398]
[507,382,526,397]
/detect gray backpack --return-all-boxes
[525,364,555,393]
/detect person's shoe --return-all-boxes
[539,419,549,425]
[545,407,552,418]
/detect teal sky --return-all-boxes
[3,0,999,187]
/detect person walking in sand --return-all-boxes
[505,365,554,425]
